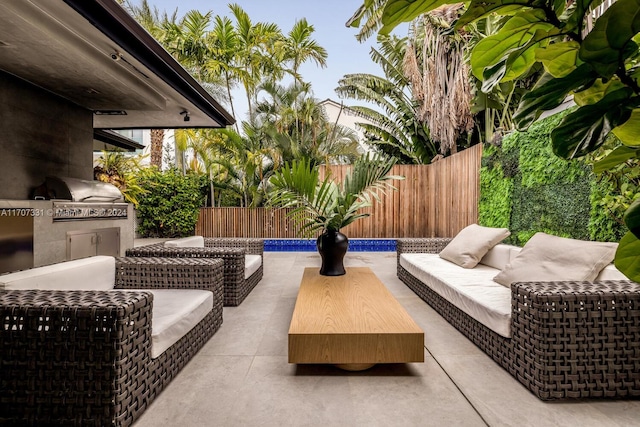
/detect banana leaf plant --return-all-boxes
[351,0,640,280]
[268,154,404,237]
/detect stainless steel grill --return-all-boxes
[36,176,124,202]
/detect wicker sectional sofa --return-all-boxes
[126,237,264,306]
[397,237,640,400]
[0,256,224,426]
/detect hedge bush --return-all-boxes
[135,168,208,238]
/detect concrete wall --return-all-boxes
[0,71,93,200]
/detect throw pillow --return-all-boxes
[493,232,618,287]
[439,224,511,268]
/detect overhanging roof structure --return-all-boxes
[0,0,235,129]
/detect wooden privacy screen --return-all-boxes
[195,144,481,238]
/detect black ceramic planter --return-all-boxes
[317,229,348,276]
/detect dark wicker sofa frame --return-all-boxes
[126,238,264,306]
[397,238,640,400]
[0,257,224,427]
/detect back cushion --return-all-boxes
[0,256,115,290]
[479,244,520,270]
[164,236,205,248]
[595,264,628,280]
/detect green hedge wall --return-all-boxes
[479,111,625,246]
[135,168,208,238]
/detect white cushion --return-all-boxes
[164,236,205,248]
[245,255,262,280]
[479,244,520,270]
[439,224,510,268]
[494,233,618,286]
[145,289,213,358]
[595,264,628,280]
[401,253,512,337]
[0,256,115,291]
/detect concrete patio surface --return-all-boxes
[132,250,640,427]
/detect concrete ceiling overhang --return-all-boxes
[0,0,235,129]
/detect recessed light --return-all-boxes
[94,110,127,116]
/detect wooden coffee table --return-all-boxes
[288,267,424,370]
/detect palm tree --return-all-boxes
[403,5,474,155]
[254,81,361,165]
[228,4,285,117]
[205,15,247,130]
[125,0,176,169]
[284,18,328,78]
[336,36,436,163]
[345,0,388,42]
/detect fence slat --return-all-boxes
[195,145,481,238]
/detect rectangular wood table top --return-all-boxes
[288,267,424,368]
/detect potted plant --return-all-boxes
[268,154,404,276]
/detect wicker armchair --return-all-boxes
[0,257,224,427]
[397,238,640,400]
[126,238,264,306]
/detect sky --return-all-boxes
[144,0,406,122]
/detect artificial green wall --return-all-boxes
[479,110,625,246]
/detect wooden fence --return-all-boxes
[195,144,482,238]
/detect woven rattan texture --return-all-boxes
[397,238,640,400]
[0,258,224,426]
[0,290,152,426]
[126,238,264,306]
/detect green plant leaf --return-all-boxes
[580,0,640,78]
[513,64,596,130]
[593,145,639,173]
[380,0,455,35]
[612,109,640,145]
[471,11,554,81]
[624,198,640,237]
[551,88,633,158]
[573,79,627,106]
[535,41,580,78]
[564,0,601,34]
[456,0,532,27]
[614,230,640,281]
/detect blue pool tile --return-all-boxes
[264,239,396,252]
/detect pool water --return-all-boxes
[264,239,396,252]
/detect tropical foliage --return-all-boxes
[93,150,148,206]
[336,36,435,163]
[121,1,353,208]
[269,154,404,236]
[403,5,474,155]
[350,0,640,280]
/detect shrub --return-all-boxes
[135,168,207,238]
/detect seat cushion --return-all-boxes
[494,233,618,286]
[164,236,205,248]
[245,254,262,280]
[0,256,115,291]
[145,289,213,358]
[401,253,512,337]
[439,224,510,268]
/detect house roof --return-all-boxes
[0,0,235,129]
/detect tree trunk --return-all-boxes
[150,129,164,169]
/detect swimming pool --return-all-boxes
[264,239,396,252]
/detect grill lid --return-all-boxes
[37,176,124,202]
